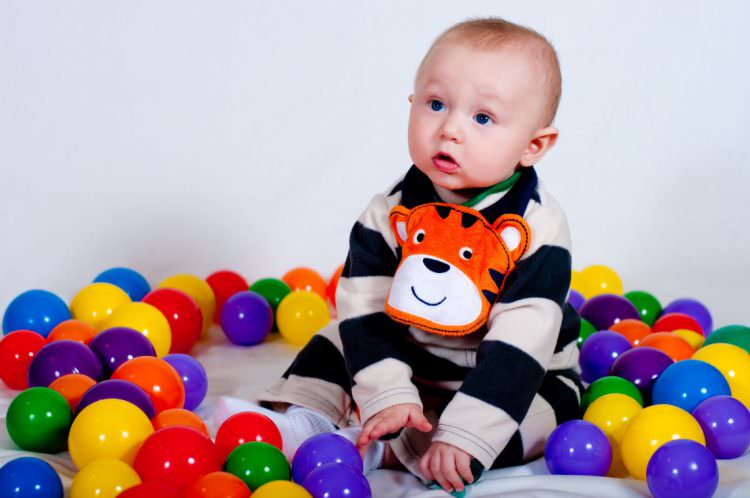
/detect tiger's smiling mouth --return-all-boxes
[410,286,447,307]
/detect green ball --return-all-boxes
[703,324,750,354]
[250,278,292,332]
[624,290,662,326]
[577,318,596,349]
[224,441,290,490]
[581,375,643,412]
[6,387,72,452]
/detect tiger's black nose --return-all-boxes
[423,257,449,273]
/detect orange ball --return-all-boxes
[327,264,344,310]
[152,408,210,437]
[609,319,651,346]
[48,373,96,411]
[47,320,97,345]
[282,267,327,300]
[112,357,185,414]
[184,472,250,498]
[638,332,695,362]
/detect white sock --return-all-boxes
[212,396,336,460]
[334,426,385,473]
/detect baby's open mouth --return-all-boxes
[432,153,459,172]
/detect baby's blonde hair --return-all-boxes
[417,17,562,126]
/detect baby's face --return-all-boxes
[408,40,550,192]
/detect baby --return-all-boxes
[215,17,582,494]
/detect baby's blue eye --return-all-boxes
[475,113,492,125]
[430,99,445,112]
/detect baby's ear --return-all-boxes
[492,214,531,263]
[389,206,412,246]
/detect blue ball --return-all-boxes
[646,440,718,498]
[2,290,71,337]
[652,359,731,413]
[0,456,63,498]
[545,420,612,476]
[94,267,151,301]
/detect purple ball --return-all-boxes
[89,327,156,377]
[568,290,586,312]
[646,439,718,498]
[610,347,673,399]
[27,340,102,387]
[163,353,208,411]
[75,379,155,418]
[302,463,371,498]
[544,420,612,476]
[693,395,750,459]
[662,298,713,335]
[292,433,364,484]
[579,331,632,383]
[220,291,273,346]
[580,294,640,331]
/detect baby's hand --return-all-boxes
[419,441,474,493]
[356,403,432,450]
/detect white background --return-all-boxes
[1,1,748,327]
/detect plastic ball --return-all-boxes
[583,393,643,475]
[576,318,596,348]
[282,267,328,300]
[143,288,202,354]
[609,347,673,398]
[570,270,594,299]
[206,270,249,324]
[159,274,216,335]
[133,426,221,490]
[46,319,97,345]
[111,356,185,414]
[302,463,372,498]
[693,395,750,459]
[76,379,156,418]
[646,439,718,498]
[581,375,643,412]
[653,360,728,413]
[70,459,141,498]
[673,328,706,350]
[568,289,585,312]
[249,278,292,320]
[224,441,290,491]
[579,294,640,331]
[292,433,363,484]
[653,312,704,336]
[620,404,705,480]
[215,411,283,462]
[638,332,695,362]
[153,408,210,437]
[102,302,171,357]
[580,265,623,296]
[662,298,713,335]
[94,267,151,302]
[220,291,273,346]
[327,264,344,309]
[2,289,72,337]
[0,456,63,498]
[27,339,102,387]
[6,387,71,452]
[69,398,154,468]
[692,343,750,408]
[184,471,251,498]
[253,480,312,498]
[0,329,47,389]
[277,291,330,347]
[579,330,631,383]
[70,283,132,330]
[163,353,208,411]
[48,373,96,411]
[703,324,750,354]
[543,420,612,476]
[89,326,156,377]
[115,481,181,498]
[623,290,662,326]
[609,318,651,346]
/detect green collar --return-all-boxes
[461,171,522,208]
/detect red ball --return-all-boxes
[652,312,704,336]
[0,330,47,389]
[118,481,182,498]
[215,411,283,462]
[134,426,221,490]
[143,288,203,354]
[206,271,249,324]
[184,471,251,498]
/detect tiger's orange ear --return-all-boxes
[389,206,412,246]
[492,214,530,263]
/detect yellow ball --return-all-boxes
[693,343,750,408]
[673,328,705,349]
[581,265,623,296]
[277,290,330,347]
[70,283,131,331]
[70,459,141,498]
[570,270,594,299]
[102,301,171,357]
[583,393,642,476]
[252,480,312,498]
[68,398,154,470]
[620,404,705,480]
[159,274,215,335]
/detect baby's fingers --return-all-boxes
[408,410,433,433]
[456,452,474,484]
[368,417,402,440]
[440,452,464,492]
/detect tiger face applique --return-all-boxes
[385,202,530,337]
